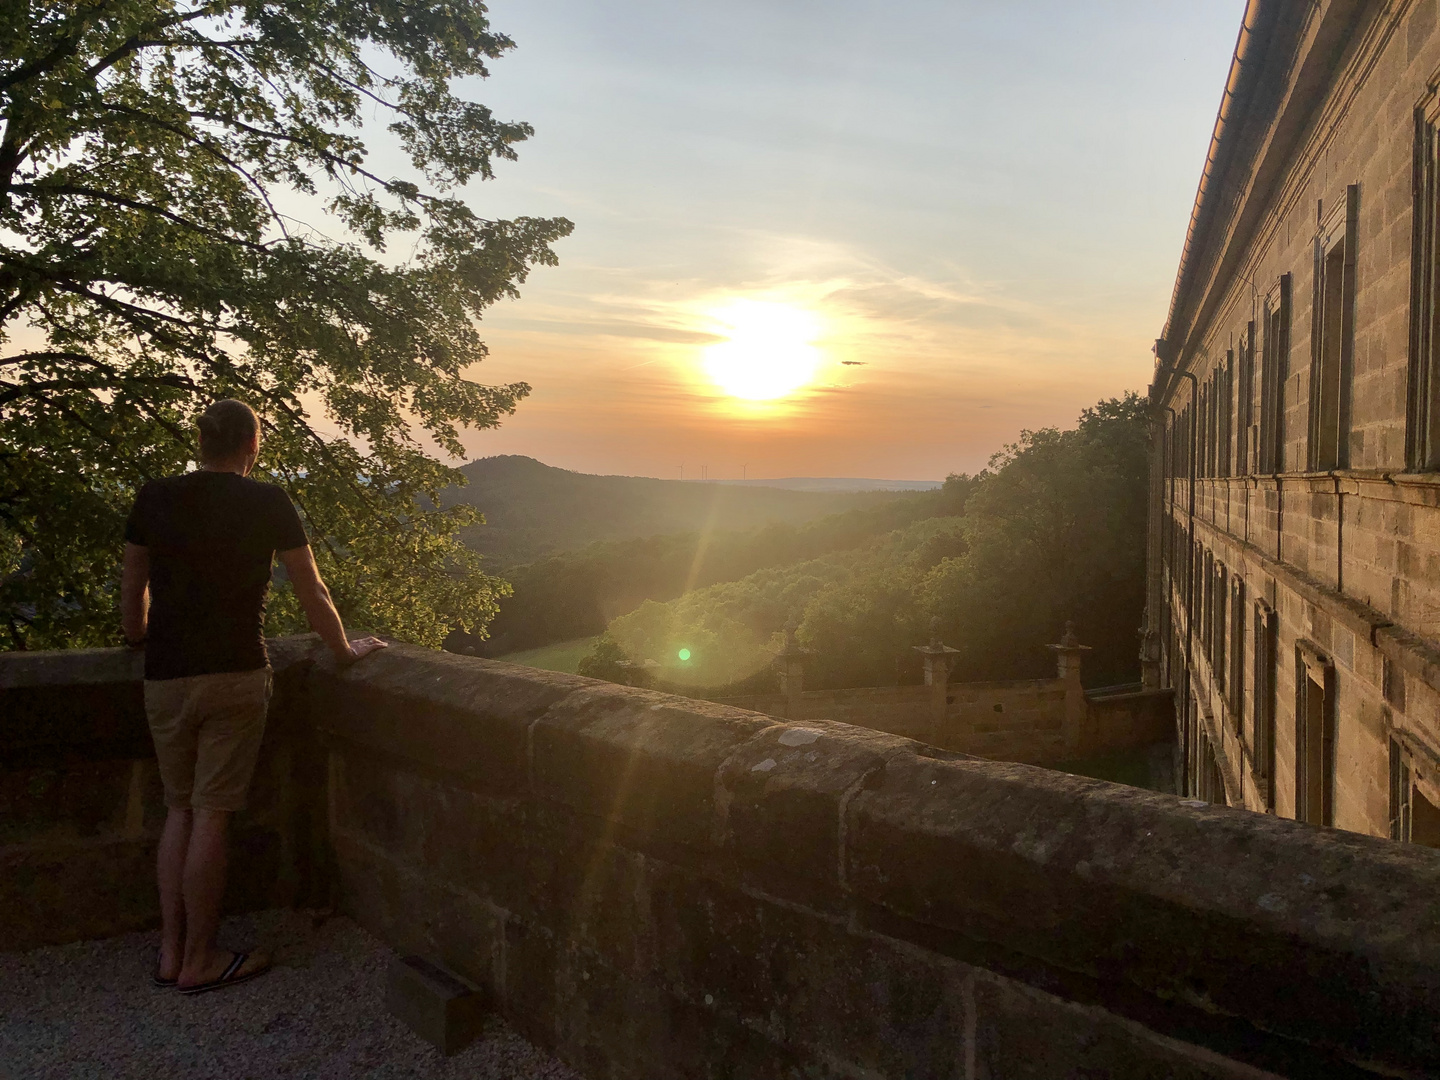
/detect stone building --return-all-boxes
[1149,0,1440,842]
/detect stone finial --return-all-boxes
[914,617,958,661]
[776,616,812,663]
[1047,622,1089,654]
[1046,621,1091,687]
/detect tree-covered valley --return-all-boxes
[460,393,1149,693]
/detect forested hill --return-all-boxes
[593,393,1152,692]
[442,455,917,565]
[461,483,971,657]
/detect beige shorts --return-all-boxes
[144,668,272,812]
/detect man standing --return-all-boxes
[121,399,387,994]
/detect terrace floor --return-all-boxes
[0,909,582,1080]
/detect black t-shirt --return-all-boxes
[124,472,309,680]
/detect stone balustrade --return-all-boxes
[4,638,1440,1078]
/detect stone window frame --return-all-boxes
[1259,276,1291,474]
[1307,187,1359,471]
[1228,575,1247,727]
[1213,561,1228,696]
[1387,721,1440,845]
[1200,381,1212,478]
[1252,597,1279,812]
[1407,70,1440,470]
[1217,353,1233,477]
[1294,639,1337,827]
[1236,321,1256,475]
[1198,552,1209,665]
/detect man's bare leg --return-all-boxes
[176,809,270,987]
[177,809,231,984]
[156,807,191,981]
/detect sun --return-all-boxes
[703,300,822,401]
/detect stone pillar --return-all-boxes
[1047,622,1092,754]
[775,620,812,720]
[913,618,959,737]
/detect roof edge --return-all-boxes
[1154,0,1279,392]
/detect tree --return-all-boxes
[0,1,572,649]
[575,633,651,688]
[922,392,1150,684]
[588,394,1150,692]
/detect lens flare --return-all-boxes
[703,300,822,401]
[677,648,692,661]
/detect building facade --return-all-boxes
[1148,0,1440,842]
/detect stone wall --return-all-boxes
[315,645,1440,1079]
[1084,685,1176,752]
[716,678,1173,767]
[8,641,1440,1077]
[0,637,325,951]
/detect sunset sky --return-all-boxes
[439,0,1245,480]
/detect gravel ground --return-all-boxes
[0,910,583,1080]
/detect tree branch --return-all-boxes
[0,371,189,408]
[10,183,270,249]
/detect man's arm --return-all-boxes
[121,542,150,646]
[278,545,387,664]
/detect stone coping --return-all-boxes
[6,640,1440,1075]
[309,643,1440,1075]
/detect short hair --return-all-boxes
[197,399,259,463]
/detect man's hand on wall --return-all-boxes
[340,636,389,666]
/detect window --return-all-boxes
[1408,84,1440,468]
[1416,787,1440,847]
[1196,724,1226,805]
[1308,187,1359,471]
[1253,600,1278,811]
[1201,551,1214,662]
[1390,739,1412,841]
[1229,577,1246,723]
[1199,384,1210,478]
[1295,642,1336,826]
[1390,737,1440,848]
[1259,279,1291,473]
[1190,536,1201,631]
[1207,377,1218,477]
[1213,562,1227,694]
[1237,323,1256,474]
[1217,355,1233,477]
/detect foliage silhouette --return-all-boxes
[0,0,571,648]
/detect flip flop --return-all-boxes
[152,949,178,987]
[178,952,270,996]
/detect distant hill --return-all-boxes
[442,456,915,566]
[714,478,942,493]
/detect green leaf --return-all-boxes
[0,0,573,650]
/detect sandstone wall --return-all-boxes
[716,679,1173,767]
[0,638,325,950]
[313,644,1440,1079]
[8,641,1438,1076]
[1154,0,1440,836]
